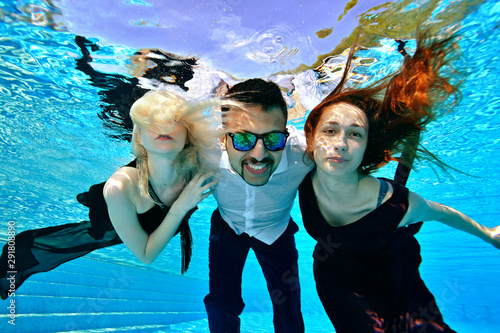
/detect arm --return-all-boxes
[104,170,217,264]
[399,191,500,249]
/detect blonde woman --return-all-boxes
[0,91,220,300]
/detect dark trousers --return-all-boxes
[204,210,304,333]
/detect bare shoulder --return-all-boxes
[360,175,394,201]
[104,166,139,201]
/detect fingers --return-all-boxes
[201,188,215,199]
[192,173,218,190]
[184,173,218,199]
[202,178,218,192]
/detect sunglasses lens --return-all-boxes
[230,132,288,151]
[232,132,257,151]
[264,133,287,151]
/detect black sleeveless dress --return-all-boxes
[298,171,456,333]
[0,160,195,300]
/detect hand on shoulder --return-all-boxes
[171,173,218,216]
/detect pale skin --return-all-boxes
[312,102,500,249]
[103,125,217,264]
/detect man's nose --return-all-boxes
[249,139,268,161]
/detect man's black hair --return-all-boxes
[222,79,287,120]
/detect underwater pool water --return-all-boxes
[0,0,499,332]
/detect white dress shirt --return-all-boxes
[213,126,313,245]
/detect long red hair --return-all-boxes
[304,31,461,174]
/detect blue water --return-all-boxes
[0,0,499,332]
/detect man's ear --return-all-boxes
[221,134,227,151]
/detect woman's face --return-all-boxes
[140,123,188,157]
[313,102,368,176]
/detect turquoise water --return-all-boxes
[0,0,499,332]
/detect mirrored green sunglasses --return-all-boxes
[228,131,289,151]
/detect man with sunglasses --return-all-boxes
[204,79,312,333]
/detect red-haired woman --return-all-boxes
[299,33,500,332]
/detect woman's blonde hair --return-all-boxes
[130,90,222,200]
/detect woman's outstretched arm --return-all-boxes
[400,191,500,249]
